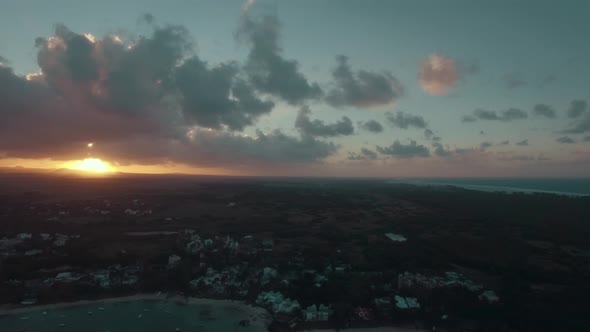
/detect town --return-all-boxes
[1,173,589,331]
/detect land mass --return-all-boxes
[0,172,589,331]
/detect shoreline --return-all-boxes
[387,180,590,197]
[0,294,270,323]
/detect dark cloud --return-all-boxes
[326,55,403,108]
[462,115,477,123]
[503,73,526,89]
[432,142,452,157]
[193,129,338,164]
[175,56,274,130]
[98,129,339,167]
[359,120,384,133]
[239,16,322,105]
[516,139,529,146]
[480,142,493,150]
[0,20,339,167]
[567,100,587,119]
[464,108,528,122]
[500,140,510,145]
[386,111,427,129]
[533,104,556,118]
[424,129,434,139]
[348,147,378,160]
[584,136,590,142]
[562,113,590,134]
[377,140,430,158]
[480,130,485,135]
[556,136,575,144]
[295,107,354,137]
[498,154,548,162]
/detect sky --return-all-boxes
[0,0,589,177]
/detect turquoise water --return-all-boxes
[0,300,266,332]
[388,178,590,196]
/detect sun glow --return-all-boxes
[67,158,113,173]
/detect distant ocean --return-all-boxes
[387,178,590,196]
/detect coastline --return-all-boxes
[0,293,271,330]
[387,179,590,197]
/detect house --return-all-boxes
[479,290,500,303]
[304,305,317,321]
[394,295,420,310]
[256,291,300,317]
[317,304,331,321]
[385,232,407,242]
[17,233,32,240]
[53,234,69,247]
[93,270,111,288]
[304,304,332,321]
[55,272,81,283]
[262,239,274,252]
[168,255,182,268]
[260,267,278,285]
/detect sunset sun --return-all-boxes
[67,158,113,173]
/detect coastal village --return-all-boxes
[0,195,503,331]
[1,177,588,331]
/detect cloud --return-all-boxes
[175,56,274,130]
[242,0,255,14]
[348,147,378,160]
[556,136,575,144]
[499,140,510,145]
[386,111,427,129]
[377,140,430,158]
[359,120,383,133]
[584,136,590,142]
[480,142,493,150]
[432,142,453,157]
[295,107,354,137]
[462,115,477,123]
[503,73,526,89]
[539,74,556,87]
[562,113,590,133]
[419,53,458,95]
[567,99,587,119]
[532,104,556,118]
[326,55,403,108]
[463,108,528,122]
[497,154,548,162]
[0,19,341,168]
[239,15,322,104]
[516,139,529,146]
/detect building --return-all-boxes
[304,304,332,321]
[385,233,407,242]
[394,295,420,310]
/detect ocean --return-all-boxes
[0,299,268,332]
[387,178,590,196]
